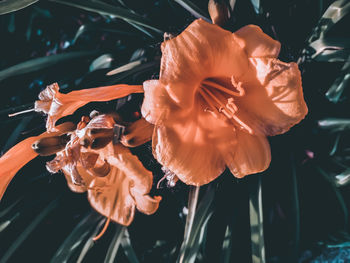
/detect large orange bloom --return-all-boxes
[141,19,308,186]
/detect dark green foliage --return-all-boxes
[0,0,349,262]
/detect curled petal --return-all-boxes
[120,117,154,147]
[234,25,281,58]
[223,130,271,178]
[0,122,75,200]
[235,58,308,136]
[160,19,248,108]
[35,83,143,132]
[131,192,162,215]
[88,167,135,226]
[141,80,184,125]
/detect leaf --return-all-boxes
[120,229,140,263]
[250,0,262,14]
[2,116,33,152]
[104,225,126,263]
[76,218,106,263]
[0,50,99,82]
[0,198,59,263]
[49,0,163,35]
[51,211,102,263]
[177,185,215,263]
[249,176,265,263]
[335,170,350,187]
[317,167,348,230]
[89,54,114,72]
[106,60,142,76]
[221,225,232,263]
[318,118,350,132]
[72,24,138,44]
[0,0,38,15]
[174,0,211,21]
[325,59,350,103]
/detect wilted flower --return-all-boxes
[44,113,160,226]
[35,82,144,132]
[141,19,308,186]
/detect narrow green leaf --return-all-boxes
[0,198,59,263]
[120,229,140,263]
[0,50,98,82]
[0,0,38,15]
[106,60,143,76]
[51,211,102,263]
[318,118,350,132]
[89,54,113,72]
[104,225,126,263]
[221,225,232,263]
[2,116,33,152]
[177,185,215,263]
[250,0,262,14]
[174,0,210,21]
[178,186,200,263]
[50,0,163,35]
[317,167,348,230]
[76,218,106,263]
[72,24,138,44]
[249,176,265,263]
[335,170,350,187]
[326,59,350,103]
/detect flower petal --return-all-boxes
[88,166,135,226]
[235,58,308,136]
[120,117,154,147]
[160,19,248,108]
[35,83,143,132]
[131,192,162,215]
[141,80,185,125]
[234,25,281,58]
[0,122,75,200]
[223,130,271,178]
[152,102,234,186]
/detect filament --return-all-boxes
[93,217,111,241]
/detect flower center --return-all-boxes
[199,77,253,134]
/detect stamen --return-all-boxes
[198,89,220,117]
[203,79,244,97]
[93,217,111,241]
[8,108,35,117]
[232,115,253,134]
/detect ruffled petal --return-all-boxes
[35,83,143,132]
[88,166,135,226]
[141,80,186,125]
[152,101,234,185]
[105,144,153,194]
[0,122,75,200]
[223,130,271,178]
[233,25,281,58]
[235,58,308,136]
[160,19,248,108]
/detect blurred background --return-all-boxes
[0,0,349,262]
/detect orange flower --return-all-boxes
[45,114,160,226]
[35,82,143,132]
[141,19,308,186]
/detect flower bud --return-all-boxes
[208,0,231,26]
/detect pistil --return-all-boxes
[199,78,253,134]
